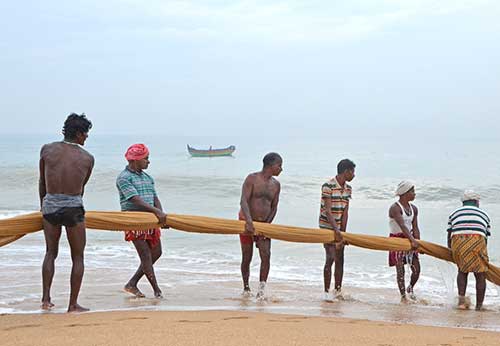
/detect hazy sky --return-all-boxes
[1,1,499,137]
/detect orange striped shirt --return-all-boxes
[319,177,352,229]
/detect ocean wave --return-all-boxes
[1,168,499,206]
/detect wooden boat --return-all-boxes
[187,145,236,157]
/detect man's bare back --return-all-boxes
[40,142,94,197]
[40,113,94,313]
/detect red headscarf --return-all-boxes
[125,143,149,161]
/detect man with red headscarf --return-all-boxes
[116,143,167,298]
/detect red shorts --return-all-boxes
[125,229,161,248]
[238,211,269,245]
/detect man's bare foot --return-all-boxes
[154,291,163,299]
[406,286,417,301]
[41,301,55,310]
[457,296,471,310]
[400,295,409,304]
[124,285,146,298]
[67,304,89,313]
[334,289,345,301]
[242,288,252,298]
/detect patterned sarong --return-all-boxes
[125,228,161,248]
[451,234,489,273]
[388,232,418,267]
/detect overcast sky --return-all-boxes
[1,0,499,137]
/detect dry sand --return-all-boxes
[1,310,499,346]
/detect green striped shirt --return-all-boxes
[116,167,158,211]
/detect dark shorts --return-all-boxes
[43,207,85,227]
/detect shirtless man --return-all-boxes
[239,152,282,299]
[39,113,94,312]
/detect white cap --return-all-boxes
[461,190,480,202]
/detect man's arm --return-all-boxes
[447,215,452,248]
[153,196,163,211]
[129,196,166,224]
[411,205,420,239]
[339,203,350,245]
[81,155,95,197]
[340,203,349,232]
[265,181,280,223]
[324,197,343,243]
[240,175,255,233]
[389,204,419,250]
[153,196,169,228]
[38,147,46,210]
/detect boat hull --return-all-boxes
[187,145,235,157]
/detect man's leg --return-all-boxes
[473,272,486,310]
[457,270,469,309]
[407,255,420,297]
[65,221,88,312]
[132,240,162,297]
[126,240,163,297]
[333,245,345,292]
[42,220,62,309]
[395,261,406,301]
[323,245,335,293]
[257,238,271,283]
[240,241,253,291]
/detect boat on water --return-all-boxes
[187,145,236,157]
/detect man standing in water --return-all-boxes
[39,113,94,312]
[319,159,355,301]
[117,144,167,299]
[239,152,282,299]
[388,181,421,303]
[447,190,491,311]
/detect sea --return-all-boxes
[1,133,499,330]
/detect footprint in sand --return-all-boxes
[116,317,149,321]
[177,320,212,323]
[3,324,41,331]
[267,319,301,323]
[223,316,250,321]
[65,323,105,328]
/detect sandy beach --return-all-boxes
[1,310,499,346]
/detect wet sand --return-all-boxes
[1,310,499,346]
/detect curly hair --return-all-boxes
[62,113,92,140]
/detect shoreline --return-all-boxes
[1,309,499,346]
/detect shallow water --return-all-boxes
[0,134,499,329]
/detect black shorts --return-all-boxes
[43,207,85,227]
